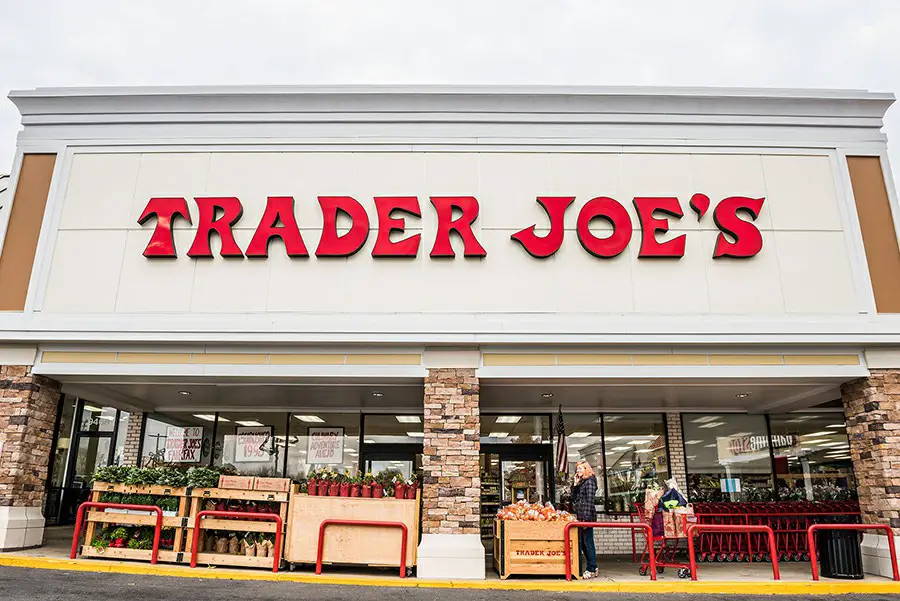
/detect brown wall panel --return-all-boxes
[848,156,900,313]
[0,154,56,311]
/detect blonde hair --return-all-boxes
[575,460,595,477]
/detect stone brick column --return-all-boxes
[418,367,484,579]
[666,412,688,496]
[0,365,61,550]
[121,412,145,467]
[842,370,900,576]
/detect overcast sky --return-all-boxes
[1,1,899,178]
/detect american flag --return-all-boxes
[555,406,568,476]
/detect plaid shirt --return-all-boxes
[572,475,598,521]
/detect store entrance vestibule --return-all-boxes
[479,444,553,542]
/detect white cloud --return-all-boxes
[1,0,899,178]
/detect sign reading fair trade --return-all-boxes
[138,194,765,260]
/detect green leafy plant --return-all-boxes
[154,468,188,488]
[186,466,221,488]
[92,465,131,484]
[156,496,179,512]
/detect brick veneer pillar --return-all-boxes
[666,412,688,496]
[418,367,485,579]
[121,412,144,467]
[0,365,61,550]
[842,370,900,576]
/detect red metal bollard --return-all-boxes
[70,502,163,564]
[316,519,408,578]
[563,521,656,581]
[807,523,899,581]
[686,523,780,581]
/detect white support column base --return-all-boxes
[417,534,485,580]
[0,507,45,551]
[861,533,899,578]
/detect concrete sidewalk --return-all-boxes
[0,526,897,594]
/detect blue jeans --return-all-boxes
[579,527,597,573]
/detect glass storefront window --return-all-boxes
[554,413,603,507]
[480,414,550,444]
[363,414,424,444]
[603,414,668,513]
[50,395,77,487]
[79,403,117,432]
[113,411,130,465]
[142,412,214,467]
[286,413,360,480]
[72,437,111,488]
[683,414,774,503]
[768,413,856,501]
[213,413,288,477]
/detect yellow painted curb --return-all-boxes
[2,554,900,594]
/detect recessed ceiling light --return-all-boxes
[685,440,703,445]
[495,416,522,424]
[692,416,721,424]
[234,420,264,427]
[372,391,384,398]
[83,404,103,412]
[542,393,554,398]
[826,424,846,429]
[396,416,421,423]
[819,442,848,448]
[98,416,114,420]
[636,449,652,454]
[406,432,424,437]
[704,444,717,448]
[569,443,587,449]
[735,393,751,399]
[611,446,631,451]
[604,436,623,442]
[801,438,829,445]
[698,422,725,429]
[489,432,509,438]
[569,432,592,438]
[193,414,218,422]
[364,439,375,444]
[605,451,615,456]
[801,431,833,438]
[731,432,752,437]
[294,415,325,423]
[178,390,192,396]
[686,455,697,460]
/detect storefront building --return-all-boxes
[0,85,899,579]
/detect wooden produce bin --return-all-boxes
[284,486,420,571]
[187,487,290,569]
[493,520,579,579]
[80,482,190,564]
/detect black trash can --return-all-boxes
[818,530,864,579]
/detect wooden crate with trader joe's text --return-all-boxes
[284,485,419,570]
[494,520,579,579]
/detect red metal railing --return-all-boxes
[190,510,283,573]
[563,521,656,581]
[316,519,409,578]
[687,523,780,581]
[807,524,899,581]
[70,502,163,564]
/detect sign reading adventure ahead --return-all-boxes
[164,426,203,463]
[306,427,344,465]
[138,194,764,260]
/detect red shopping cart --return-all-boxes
[633,503,692,579]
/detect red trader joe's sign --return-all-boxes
[138,194,764,260]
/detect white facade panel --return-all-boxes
[38,149,863,318]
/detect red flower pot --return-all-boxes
[113,538,125,548]
[361,485,372,498]
[373,484,384,498]
[339,483,351,497]
[350,484,361,497]
[406,482,418,499]
[326,483,338,496]
[307,479,318,496]
[394,483,407,499]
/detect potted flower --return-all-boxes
[393,473,407,500]
[319,470,331,496]
[307,470,318,496]
[339,470,351,497]
[328,470,340,497]
[372,473,384,498]
[361,473,374,498]
[350,473,362,497]
[406,473,419,499]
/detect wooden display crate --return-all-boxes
[185,487,289,570]
[284,486,420,570]
[493,520,579,579]
[80,482,191,563]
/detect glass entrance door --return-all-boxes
[479,445,553,542]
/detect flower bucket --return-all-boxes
[328,483,340,497]
[361,485,372,498]
[307,479,318,496]
[394,482,407,499]
[350,484,361,497]
[373,483,384,498]
[406,482,418,499]
[318,482,329,496]
[339,483,351,497]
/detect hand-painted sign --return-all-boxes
[234,426,275,463]
[164,426,203,463]
[306,427,344,465]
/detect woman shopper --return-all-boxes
[572,460,598,579]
